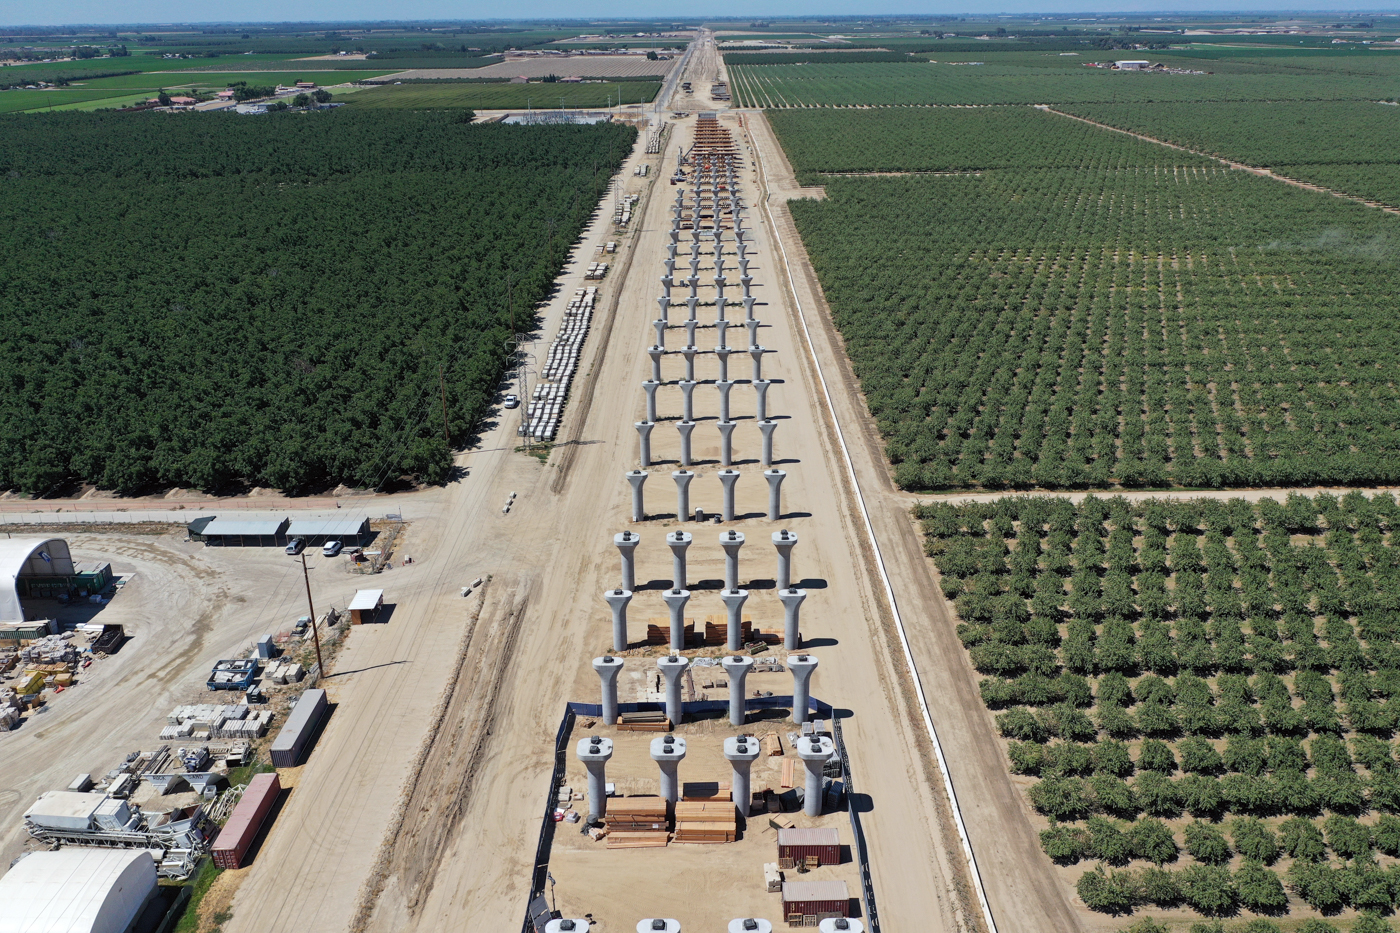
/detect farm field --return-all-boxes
[786,114,1400,491]
[1059,100,1400,208]
[0,111,634,495]
[345,79,660,110]
[921,492,1400,925]
[729,61,1400,108]
[71,70,389,89]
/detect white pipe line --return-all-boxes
[751,120,999,933]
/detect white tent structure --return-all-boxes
[0,849,157,933]
[0,537,73,622]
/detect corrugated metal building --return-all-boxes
[0,537,78,622]
[781,880,850,926]
[777,827,840,867]
[0,848,157,933]
[286,516,371,546]
[197,517,290,547]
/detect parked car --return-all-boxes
[284,537,306,555]
[322,540,343,557]
[503,394,520,409]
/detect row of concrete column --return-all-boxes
[592,653,818,730]
[636,416,779,468]
[547,918,864,933]
[624,467,785,523]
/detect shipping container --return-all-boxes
[269,689,327,768]
[777,827,840,868]
[211,772,280,869]
[781,880,849,925]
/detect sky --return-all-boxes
[2,1,1400,25]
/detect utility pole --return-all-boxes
[439,365,449,443]
[301,552,325,681]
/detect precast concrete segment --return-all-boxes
[672,470,694,522]
[576,734,613,823]
[636,422,654,468]
[647,349,664,385]
[662,588,690,652]
[654,652,691,729]
[717,421,736,467]
[604,590,632,653]
[718,469,739,522]
[722,655,754,727]
[720,588,749,653]
[719,529,745,592]
[716,381,734,423]
[650,733,687,804]
[627,470,647,523]
[614,531,640,591]
[667,530,692,590]
[724,735,762,819]
[728,920,772,933]
[677,420,696,467]
[773,529,798,591]
[754,381,772,422]
[593,657,624,725]
[679,380,697,423]
[779,587,807,651]
[797,735,834,817]
[789,654,818,725]
[764,469,786,522]
[759,420,777,467]
[643,380,660,423]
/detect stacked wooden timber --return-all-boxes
[673,801,737,843]
[617,711,671,732]
[701,615,752,646]
[605,797,670,848]
[682,781,731,802]
[761,732,784,756]
[645,618,696,646]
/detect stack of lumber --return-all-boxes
[617,711,671,732]
[605,797,670,848]
[673,801,737,843]
[781,758,796,788]
[761,732,784,756]
[682,781,731,801]
[702,615,753,645]
[645,619,696,646]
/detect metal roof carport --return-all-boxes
[198,517,290,547]
[286,516,371,546]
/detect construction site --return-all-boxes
[0,25,1067,933]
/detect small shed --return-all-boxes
[777,826,840,867]
[286,516,371,547]
[782,879,850,925]
[348,589,384,624]
[197,517,289,547]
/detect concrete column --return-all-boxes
[657,296,670,322]
[677,420,696,467]
[724,737,761,820]
[721,588,749,652]
[684,319,698,346]
[574,734,613,812]
[647,348,664,384]
[663,589,690,651]
[773,530,799,591]
[668,228,679,244]
[680,381,697,423]
[713,238,724,261]
[687,275,699,299]
[593,657,624,724]
[743,296,756,319]
[717,421,737,467]
[604,590,632,653]
[681,346,698,383]
[667,530,692,590]
[686,296,699,320]
[749,346,766,381]
[650,733,687,803]
[716,319,729,350]
[715,296,727,323]
[614,530,640,591]
[715,256,726,277]
[627,470,647,523]
[663,257,676,276]
[673,470,694,521]
[718,469,740,522]
[754,381,771,422]
[744,319,760,348]
[636,422,654,467]
[764,469,785,521]
[643,380,660,422]
[722,656,754,727]
[657,657,689,726]
[717,381,734,423]
[719,530,745,592]
[737,241,749,260]
[779,587,807,650]
[790,654,818,725]
[741,274,753,298]
[757,420,777,467]
[797,735,833,817]
[661,276,673,298]
[714,275,727,301]
[653,319,667,348]
[666,241,678,259]
[688,257,700,276]
[715,347,732,382]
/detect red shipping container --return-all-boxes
[782,879,850,921]
[777,827,841,866]
[212,773,281,869]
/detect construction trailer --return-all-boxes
[777,827,840,868]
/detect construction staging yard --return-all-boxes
[0,27,1204,933]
